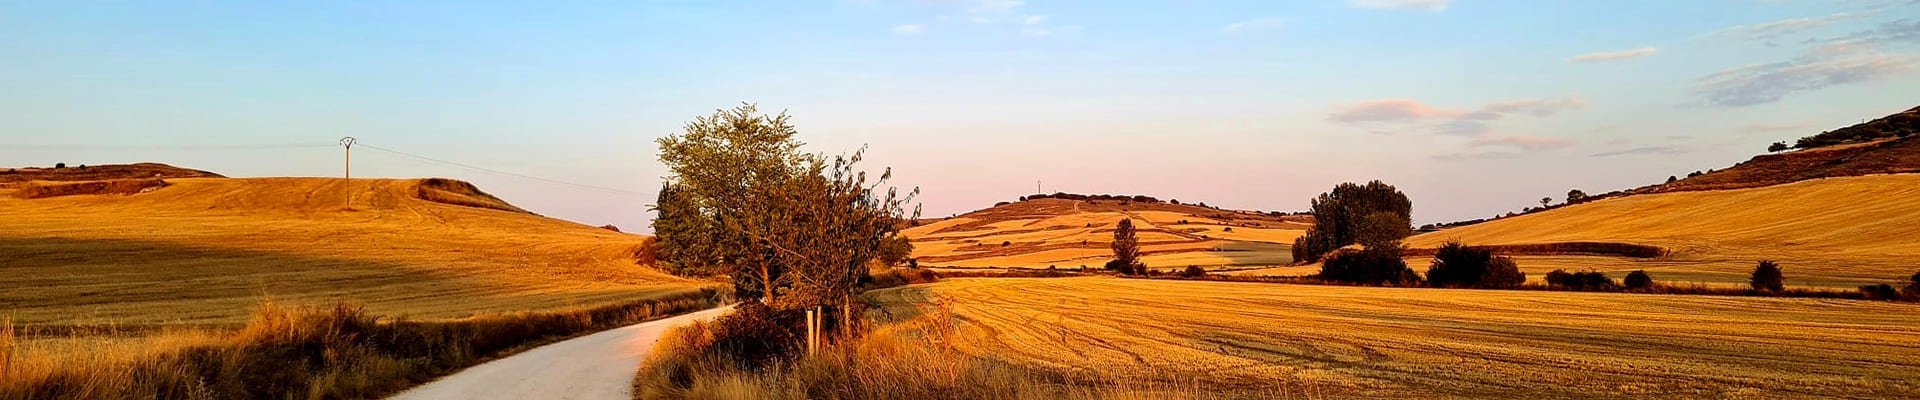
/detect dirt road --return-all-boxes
[390,305,734,400]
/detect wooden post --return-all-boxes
[806,308,817,356]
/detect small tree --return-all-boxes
[1750,260,1785,292]
[1666,176,1678,184]
[54,163,66,169]
[1539,197,1552,208]
[877,235,914,268]
[1566,189,1588,204]
[1109,219,1142,273]
[1181,266,1206,278]
[1624,270,1653,290]
[1768,141,1790,152]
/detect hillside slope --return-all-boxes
[1406,174,1920,288]
[0,176,705,327]
[903,198,1310,270]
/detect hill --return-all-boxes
[0,174,707,328]
[901,196,1311,271]
[1405,174,1920,288]
[1646,135,1920,194]
[1790,104,1920,149]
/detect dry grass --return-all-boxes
[0,177,708,327]
[867,277,1920,399]
[633,300,1308,400]
[1407,174,1920,288]
[1,290,722,400]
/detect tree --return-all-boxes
[1110,218,1142,274]
[1291,181,1413,263]
[650,182,714,276]
[1624,270,1653,290]
[1768,141,1790,152]
[1540,197,1552,208]
[1750,260,1785,292]
[1666,176,1678,184]
[1566,189,1588,204]
[655,103,919,325]
[877,235,913,268]
[54,163,66,169]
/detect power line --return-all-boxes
[355,142,645,195]
[5,144,336,150]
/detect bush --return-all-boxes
[53,163,66,169]
[1751,260,1785,292]
[1425,241,1524,288]
[1859,284,1902,300]
[1908,271,1920,297]
[862,268,940,290]
[1319,242,1420,285]
[1624,270,1654,290]
[708,301,803,368]
[1180,266,1206,278]
[1545,269,1617,290]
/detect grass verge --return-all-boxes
[1,288,724,400]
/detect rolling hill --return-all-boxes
[1404,107,1920,288]
[902,196,1310,271]
[0,165,708,328]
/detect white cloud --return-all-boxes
[1327,99,1463,124]
[1351,0,1449,11]
[1467,134,1577,151]
[1569,47,1658,63]
[1328,97,1585,136]
[1221,17,1285,34]
[1023,15,1047,25]
[892,24,926,35]
[1693,42,1911,107]
[1020,27,1051,37]
[1589,145,1688,157]
[1703,13,1860,42]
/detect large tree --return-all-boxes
[653,104,917,317]
[1291,181,1413,263]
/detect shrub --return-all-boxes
[1180,266,1206,278]
[1319,242,1420,285]
[1624,270,1654,290]
[1425,241,1525,288]
[863,268,940,290]
[53,163,65,169]
[1768,141,1790,152]
[1908,271,1920,297]
[1859,284,1902,300]
[1545,269,1617,290]
[708,301,803,368]
[1750,260,1785,292]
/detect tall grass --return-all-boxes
[634,302,1309,400]
[0,288,723,400]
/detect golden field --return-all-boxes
[869,277,1920,399]
[0,177,707,328]
[904,198,1307,271]
[1406,174,1920,288]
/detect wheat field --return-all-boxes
[869,277,1920,399]
[904,198,1307,270]
[1405,174,1920,288]
[0,177,707,328]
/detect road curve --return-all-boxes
[390,305,734,400]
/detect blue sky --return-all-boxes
[3,0,1916,230]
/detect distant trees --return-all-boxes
[1566,189,1588,204]
[1546,269,1617,290]
[1750,260,1785,292]
[1768,141,1790,152]
[1108,219,1143,275]
[1318,242,1419,285]
[54,163,66,169]
[1624,270,1654,290]
[1425,241,1524,288]
[1291,181,1413,263]
[1180,266,1206,278]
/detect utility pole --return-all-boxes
[339,137,357,179]
[1036,180,1041,195]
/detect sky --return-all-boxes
[3,0,1917,232]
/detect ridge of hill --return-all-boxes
[903,197,1312,270]
[0,175,705,327]
[0,162,222,184]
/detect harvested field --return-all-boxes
[904,198,1308,270]
[870,277,1920,399]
